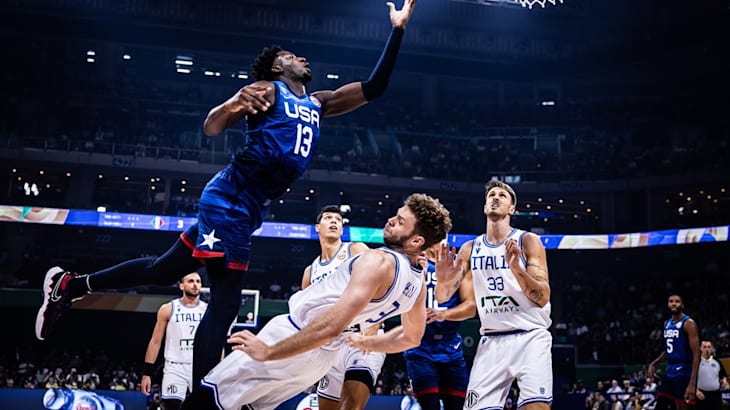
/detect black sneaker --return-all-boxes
[35,267,84,340]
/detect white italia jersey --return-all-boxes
[289,247,424,349]
[470,229,551,333]
[308,242,352,285]
[164,298,207,364]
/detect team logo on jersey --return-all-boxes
[310,95,321,107]
[676,321,683,329]
[337,252,347,261]
[200,229,222,249]
[403,282,416,298]
[318,375,329,390]
[465,390,479,408]
[167,384,178,394]
[480,295,521,314]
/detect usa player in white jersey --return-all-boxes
[435,180,552,410]
[141,272,207,410]
[181,193,453,410]
[302,205,383,410]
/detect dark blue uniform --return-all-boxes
[182,81,322,270]
[657,315,694,401]
[403,260,468,406]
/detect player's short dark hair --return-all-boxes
[316,205,342,224]
[251,45,283,81]
[405,193,452,250]
[485,180,517,207]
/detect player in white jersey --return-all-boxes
[181,193,453,410]
[302,205,382,410]
[435,180,552,410]
[141,272,207,410]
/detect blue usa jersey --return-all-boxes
[233,80,322,200]
[403,259,464,363]
[664,315,693,377]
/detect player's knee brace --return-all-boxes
[344,369,375,390]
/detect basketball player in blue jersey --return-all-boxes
[403,243,475,410]
[434,180,552,410]
[648,294,700,410]
[302,205,380,410]
[180,193,452,410]
[35,0,417,391]
[140,272,207,410]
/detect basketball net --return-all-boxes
[517,0,564,9]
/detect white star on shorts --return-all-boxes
[201,229,222,249]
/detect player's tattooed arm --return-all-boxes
[505,234,551,307]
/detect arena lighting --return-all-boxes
[122,54,131,60]
[541,100,556,106]
[175,55,193,66]
[96,206,107,212]
[326,74,340,80]
[237,72,249,80]
[176,68,191,74]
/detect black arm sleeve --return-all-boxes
[361,27,405,101]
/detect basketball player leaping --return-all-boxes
[435,180,553,410]
[35,0,417,391]
[140,272,207,410]
[181,193,451,410]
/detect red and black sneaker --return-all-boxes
[35,267,84,340]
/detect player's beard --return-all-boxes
[383,229,414,249]
[184,289,199,299]
[669,306,683,315]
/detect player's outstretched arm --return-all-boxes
[428,268,476,323]
[231,250,390,361]
[314,0,416,118]
[203,81,274,136]
[347,285,426,353]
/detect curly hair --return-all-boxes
[404,193,452,250]
[251,45,283,81]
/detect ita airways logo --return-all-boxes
[296,393,319,410]
[150,216,165,230]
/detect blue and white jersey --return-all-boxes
[308,242,352,286]
[288,247,424,350]
[470,229,551,333]
[164,298,207,364]
[234,80,322,200]
[664,315,693,377]
[404,259,464,362]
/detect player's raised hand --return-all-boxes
[224,84,272,115]
[434,242,461,283]
[229,330,272,361]
[388,0,416,29]
[504,238,523,274]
